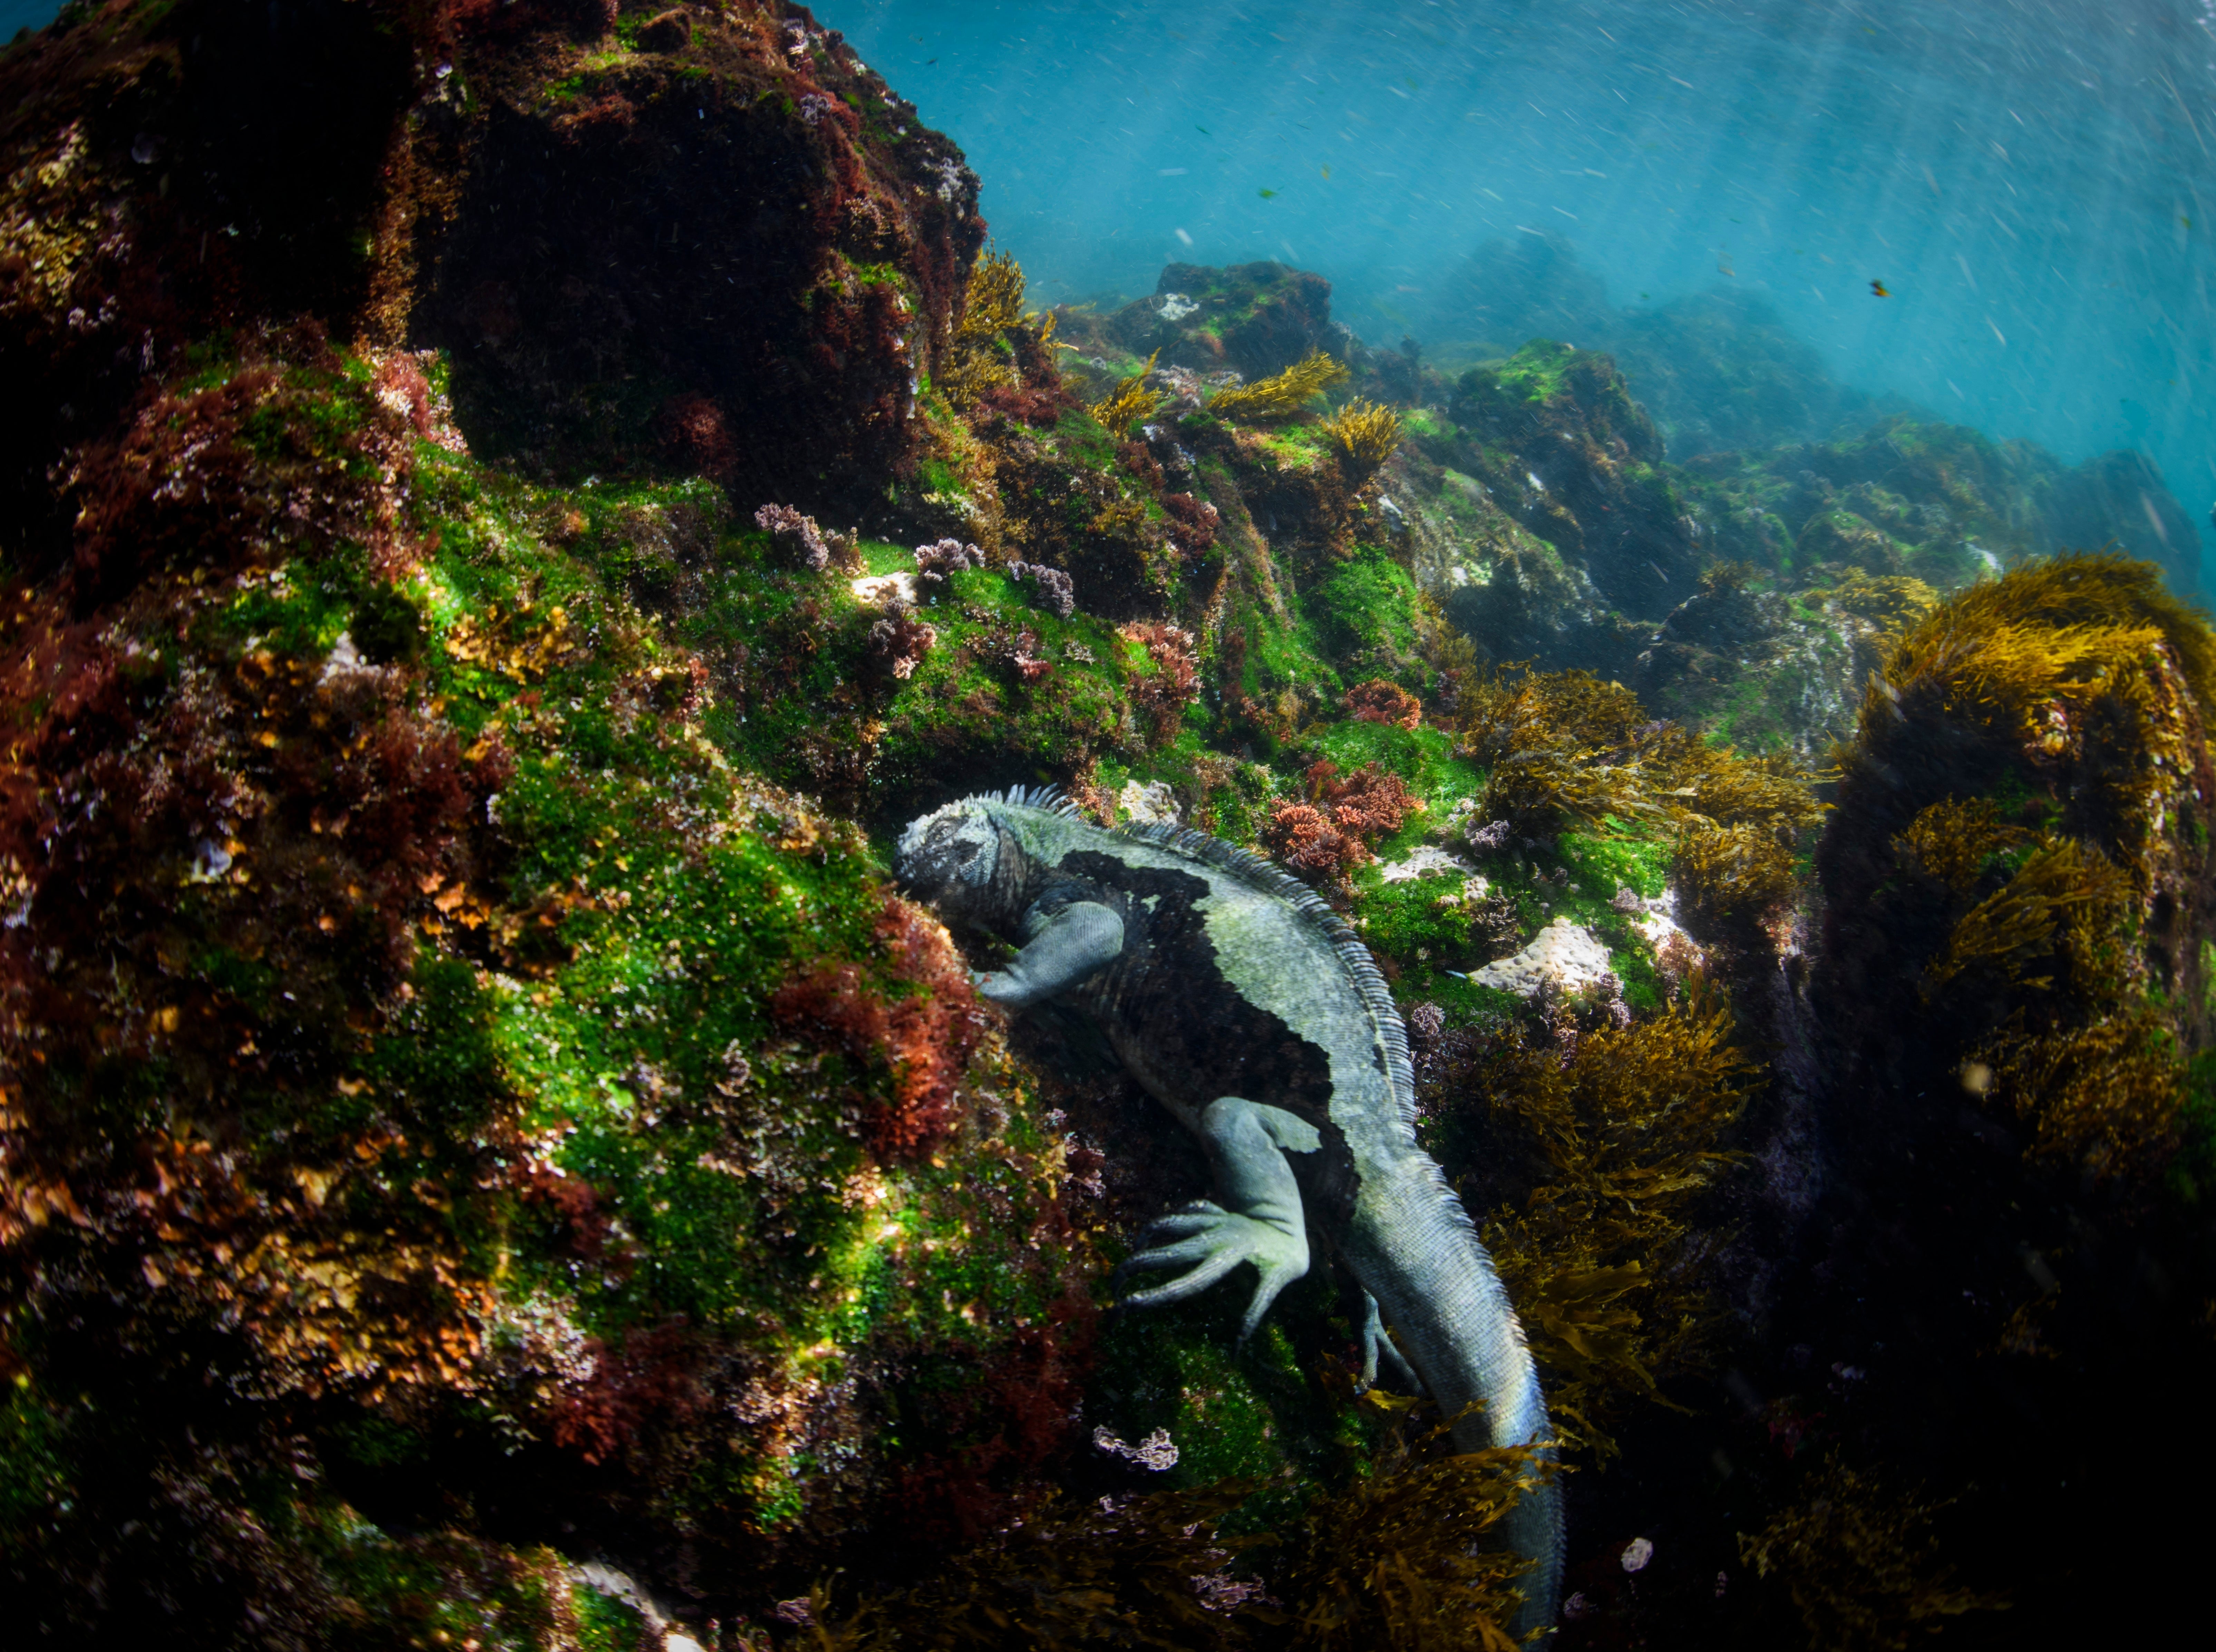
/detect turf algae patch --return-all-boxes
[0,335,1101,1634]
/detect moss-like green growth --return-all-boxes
[1305,547,1425,686]
[0,334,1103,1626]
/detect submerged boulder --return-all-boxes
[1097,259,1338,381]
[0,0,982,547]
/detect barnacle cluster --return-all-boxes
[1205,348,1351,422]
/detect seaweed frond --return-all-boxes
[1276,1435,1545,1652]
[1924,837,2133,995]
[1457,666,1650,832]
[1467,982,1757,1456]
[940,247,1055,410]
[799,1481,1280,1648]
[1737,1453,2009,1652]
[1319,398,1403,471]
[1668,821,1798,933]
[958,248,1029,342]
[1206,350,1351,423]
[1982,1003,2183,1185]
[1828,569,1939,639]
[1876,552,2214,740]
[1090,349,1166,436]
[1891,796,2030,896]
[1457,666,1823,936]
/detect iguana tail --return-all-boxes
[1344,1151,1563,1642]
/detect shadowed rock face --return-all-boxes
[0,0,982,567]
[402,5,985,504]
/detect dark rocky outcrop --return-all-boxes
[0,0,982,569]
[1091,259,1338,380]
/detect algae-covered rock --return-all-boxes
[1092,260,1338,381]
[3,6,2212,1648]
[0,0,982,536]
[0,328,1101,1637]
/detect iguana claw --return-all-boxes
[1120,1200,1309,1342]
[1357,1289,1422,1395]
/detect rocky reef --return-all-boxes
[2,5,2212,1650]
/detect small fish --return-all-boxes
[1320,164,1331,178]
[1870,279,1890,297]
[1258,187,1278,199]
[1197,125,1210,135]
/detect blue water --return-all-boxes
[12,0,2211,576]
[816,0,2216,581]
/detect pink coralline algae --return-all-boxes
[1007,560,1077,618]
[914,538,985,582]
[756,503,830,570]
[869,608,938,679]
[1091,1425,1178,1470]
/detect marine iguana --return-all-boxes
[896,787,1562,1636]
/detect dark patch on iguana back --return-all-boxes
[1054,850,1360,1226]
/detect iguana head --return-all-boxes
[895,798,1016,928]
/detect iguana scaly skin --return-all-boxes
[896,789,1562,1637]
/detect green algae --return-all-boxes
[6,336,1099,1574]
[0,1380,66,1531]
[1304,547,1425,683]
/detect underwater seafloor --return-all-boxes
[3,4,2213,1649]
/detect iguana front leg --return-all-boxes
[1120,1097,1320,1343]
[974,899,1124,1008]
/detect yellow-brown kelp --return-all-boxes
[1823,553,2213,1189]
[1089,349,1167,435]
[1789,552,2213,1651]
[1456,665,1824,939]
[1205,348,1352,422]
[794,1429,1546,1650]
[1319,397,1404,472]
[939,248,1063,411]
[1737,1454,2009,1652]
[1449,981,1758,1461]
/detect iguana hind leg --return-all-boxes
[1358,1290,1422,1395]
[1119,1097,1318,1343]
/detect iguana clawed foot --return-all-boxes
[1120,1200,1311,1342]
[1358,1289,1422,1395]
[1116,1096,1320,1344]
